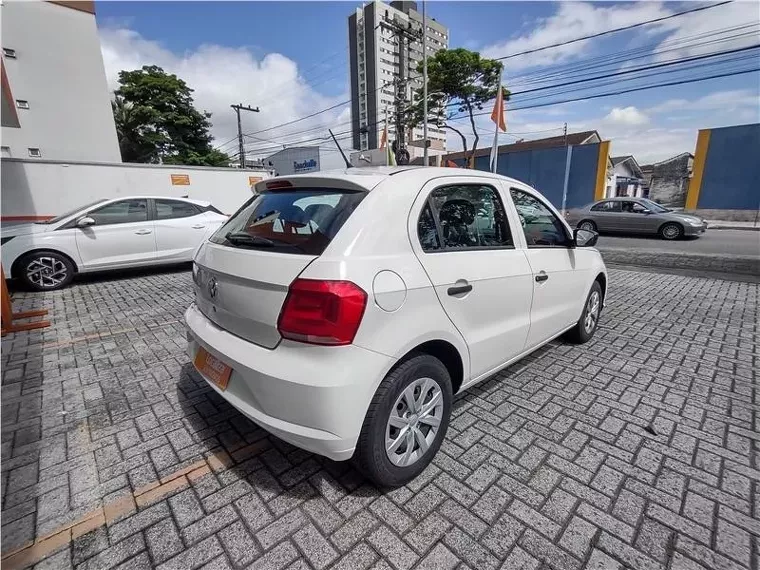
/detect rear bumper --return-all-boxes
[184,303,394,461]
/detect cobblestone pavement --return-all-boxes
[1,267,757,570]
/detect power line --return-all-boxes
[495,1,734,62]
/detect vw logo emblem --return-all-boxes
[207,276,218,299]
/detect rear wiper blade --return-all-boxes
[225,232,274,247]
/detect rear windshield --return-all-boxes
[209,189,365,255]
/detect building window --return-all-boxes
[16,100,29,109]
[3,48,16,59]
[1,146,11,157]
[28,147,41,158]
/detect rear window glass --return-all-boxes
[209,189,365,255]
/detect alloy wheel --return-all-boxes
[584,290,600,334]
[26,256,68,288]
[385,377,444,467]
[662,224,680,239]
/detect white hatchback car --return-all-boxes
[2,196,228,290]
[186,167,607,486]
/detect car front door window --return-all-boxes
[88,199,149,225]
[509,189,571,247]
[418,185,513,251]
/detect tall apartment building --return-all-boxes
[1,1,121,162]
[348,1,448,154]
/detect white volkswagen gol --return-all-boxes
[186,167,607,486]
[1,196,228,290]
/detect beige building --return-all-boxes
[348,1,448,154]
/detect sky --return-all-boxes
[96,1,760,163]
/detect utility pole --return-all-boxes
[422,0,428,166]
[563,122,568,146]
[382,13,421,165]
[231,103,260,168]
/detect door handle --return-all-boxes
[135,229,152,235]
[447,283,472,296]
[535,272,549,283]
[192,225,206,229]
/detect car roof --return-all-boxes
[255,166,529,193]
[101,196,212,207]
[596,197,644,202]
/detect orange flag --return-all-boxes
[380,125,387,149]
[490,86,507,132]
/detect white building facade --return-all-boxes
[348,1,448,155]
[1,1,120,162]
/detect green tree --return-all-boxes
[112,65,229,166]
[407,48,507,165]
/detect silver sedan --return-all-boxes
[566,198,707,240]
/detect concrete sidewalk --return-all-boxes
[706,220,760,231]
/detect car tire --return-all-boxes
[17,251,75,291]
[353,353,452,487]
[659,222,683,240]
[565,281,603,344]
[578,220,597,232]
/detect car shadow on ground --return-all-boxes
[174,343,539,503]
[595,232,700,242]
[6,262,192,292]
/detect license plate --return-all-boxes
[194,347,232,391]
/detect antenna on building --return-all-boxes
[328,129,352,168]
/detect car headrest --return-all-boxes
[439,199,475,225]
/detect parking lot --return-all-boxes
[1,266,757,570]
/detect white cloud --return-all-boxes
[604,106,649,126]
[481,2,672,72]
[650,2,760,61]
[482,1,760,77]
[98,27,351,158]
[648,89,760,114]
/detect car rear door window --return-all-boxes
[210,189,365,255]
[510,189,572,247]
[418,184,513,252]
[88,199,148,225]
[155,199,201,220]
[591,201,620,212]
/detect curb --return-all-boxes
[708,224,760,232]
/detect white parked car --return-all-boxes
[1,196,227,290]
[186,167,607,486]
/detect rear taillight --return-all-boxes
[277,279,367,346]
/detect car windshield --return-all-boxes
[640,199,669,213]
[209,188,365,255]
[37,199,109,224]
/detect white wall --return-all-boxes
[1,1,121,162]
[1,159,271,219]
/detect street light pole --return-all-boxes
[422,0,428,166]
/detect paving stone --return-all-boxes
[169,488,205,528]
[181,504,238,546]
[292,522,338,569]
[145,517,184,564]
[3,268,757,570]
[329,542,378,570]
[156,535,223,570]
[368,525,419,570]
[217,520,260,566]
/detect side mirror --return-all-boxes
[641,208,651,214]
[76,216,95,228]
[574,228,598,248]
